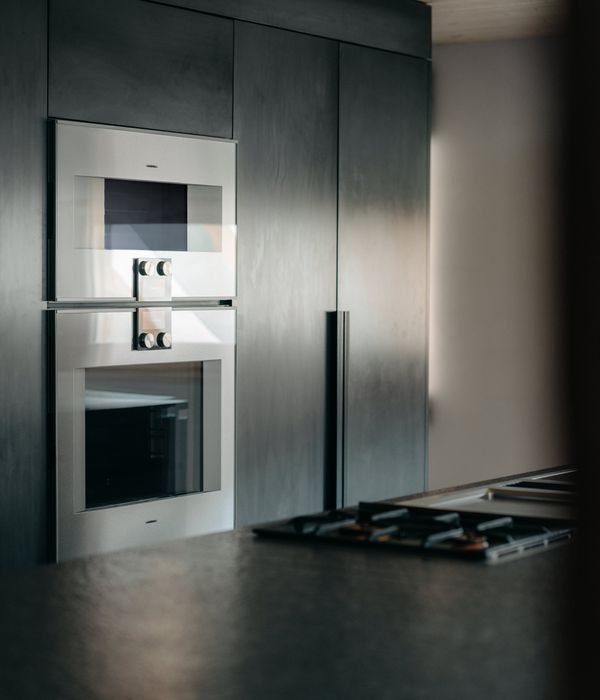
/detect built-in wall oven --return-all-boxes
[51,120,236,302]
[49,121,237,561]
[52,307,234,561]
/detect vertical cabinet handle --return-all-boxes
[325,310,349,509]
[338,311,349,508]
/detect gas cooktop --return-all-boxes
[253,501,575,563]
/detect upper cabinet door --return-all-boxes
[338,44,430,505]
[49,0,233,137]
[233,22,338,526]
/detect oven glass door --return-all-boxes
[85,360,219,508]
[53,120,236,301]
[102,178,222,253]
[54,307,234,561]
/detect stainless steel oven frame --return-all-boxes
[51,120,237,302]
[52,306,235,561]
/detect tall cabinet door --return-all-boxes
[234,23,338,525]
[338,44,430,505]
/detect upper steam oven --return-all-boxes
[50,120,236,302]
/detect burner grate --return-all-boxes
[254,502,575,562]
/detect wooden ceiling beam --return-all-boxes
[422,0,566,44]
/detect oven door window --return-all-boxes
[84,361,219,509]
[74,177,223,253]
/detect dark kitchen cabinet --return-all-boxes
[0,0,47,568]
[49,0,233,137]
[0,0,430,567]
[136,0,431,59]
[234,22,338,526]
[234,28,430,524]
[338,44,430,505]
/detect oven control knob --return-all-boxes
[157,260,172,277]
[138,260,155,276]
[156,332,172,349]
[138,332,155,349]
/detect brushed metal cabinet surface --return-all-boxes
[49,0,233,137]
[0,0,47,568]
[144,0,432,59]
[234,23,337,526]
[338,44,429,505]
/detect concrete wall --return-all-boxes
[429,37,569,489]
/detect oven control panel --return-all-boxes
[135,257,172,302]
[134,307,172,351]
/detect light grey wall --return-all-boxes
[429,37,569,489]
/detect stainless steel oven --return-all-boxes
[53,306,235,561]
[51,120,236,302]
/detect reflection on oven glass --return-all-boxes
[84,362,203,508]
[104,179,188,251]
[73,177,224,253]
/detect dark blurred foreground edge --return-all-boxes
[568,1,600,697]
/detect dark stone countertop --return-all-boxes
[0,526,572,699]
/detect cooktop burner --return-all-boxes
[253,502,575,562]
